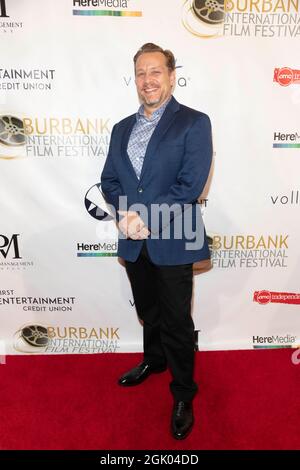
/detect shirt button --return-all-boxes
[138,188,143,193]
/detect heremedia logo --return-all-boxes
[252,334,297,348]
[72,0,142,17]
[273,131,300,149]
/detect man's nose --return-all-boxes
[143,72,152,83]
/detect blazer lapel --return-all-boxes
[139,96,180,182]
[121,114,139,181]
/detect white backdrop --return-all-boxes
[1,0,300,355]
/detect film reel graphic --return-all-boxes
[182,0,225,38]
[14,325,50,353]
[193,0,225,25]
[0,115,26,146]
[22,325,49,347]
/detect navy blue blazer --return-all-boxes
[101,96,212,265]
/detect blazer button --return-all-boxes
[138,188,143,193]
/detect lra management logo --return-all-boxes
[0,234,21,260]
[0,0,23,33]
[0,0,8,17]
[0,234,33,270]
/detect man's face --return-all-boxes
[135,52,175,111]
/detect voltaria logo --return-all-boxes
[0,0,9,18]
[0,234,22,259]
[123,61,190,88]
[271,190,300,206]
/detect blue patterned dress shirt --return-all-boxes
[127,97,171,179]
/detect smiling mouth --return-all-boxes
[144,88,159,94]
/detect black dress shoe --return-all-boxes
[118,361,167,386]
[171,400,194,440]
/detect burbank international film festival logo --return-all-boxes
[0,114,111,159]
[210,233,289,268]
[13,324,120,354]
[182,0,300,38]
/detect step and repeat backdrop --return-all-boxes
[1,0,300,356]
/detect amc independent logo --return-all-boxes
[274,67,300,87]
[253,290,300,305]
[72,0,142,17]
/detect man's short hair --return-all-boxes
[133,43,176,72]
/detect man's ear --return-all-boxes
[170,70,176,89]
[170,70,176,87]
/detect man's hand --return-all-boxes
[118,211,150,240]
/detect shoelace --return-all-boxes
[176,401,185,417]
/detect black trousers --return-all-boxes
[125,242,198,402]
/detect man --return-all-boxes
[101,43,212,440]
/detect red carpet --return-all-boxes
[0,350,299,450]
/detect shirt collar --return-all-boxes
[136,96,172,122]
